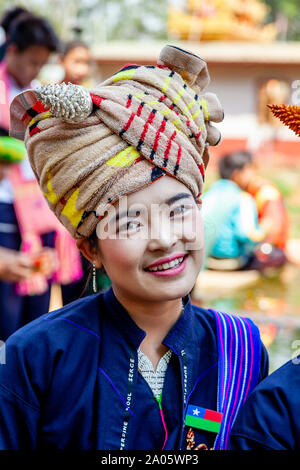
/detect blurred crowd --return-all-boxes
[0,7,99,341]
[203,150,289,272]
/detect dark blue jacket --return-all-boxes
[228,358,300,450]
[0,287,268,450]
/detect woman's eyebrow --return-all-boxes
[165,193,193,206]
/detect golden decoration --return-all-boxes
[168,0,277,42]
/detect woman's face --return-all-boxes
[95,176,204,303]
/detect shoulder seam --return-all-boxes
[0,383,40,413]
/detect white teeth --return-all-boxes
[147,256,185,272]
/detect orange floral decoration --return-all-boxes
[268,104,300,138]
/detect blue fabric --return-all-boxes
[228,358,300,450]
[0,202,54,340]
[0,287,268,450]
[202,180,261,259]
[211,310,261,450]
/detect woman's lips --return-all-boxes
[145,255,188,277]
[144,253,187,270]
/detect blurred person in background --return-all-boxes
[202,152,266,271]
[0,136,33,283]
[203,151,288,271]
[59,39,91,86]
[0,6,28,38]
[242,152,289,255]
[0,6,28,62]
[0,12,82,340]
[0,135,58,340]
[0,12,58,133]
[230,151,288,268]
[0,245,32,283]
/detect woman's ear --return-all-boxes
[76,239,102,268]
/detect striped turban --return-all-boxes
[10,45,224,239]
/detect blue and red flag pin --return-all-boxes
[185,405,223,433]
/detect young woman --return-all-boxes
[0,45,268,450]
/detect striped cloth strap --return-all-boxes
[209,309,261,450]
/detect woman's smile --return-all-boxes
[144,254,188,277]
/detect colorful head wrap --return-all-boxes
[0,136,26,163]
[10,45,224,239]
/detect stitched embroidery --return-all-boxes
[138,348,172,399]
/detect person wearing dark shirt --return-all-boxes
[228,358,300,450]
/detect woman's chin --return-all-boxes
[141,281,195,302]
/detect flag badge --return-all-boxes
[185,405,223,433]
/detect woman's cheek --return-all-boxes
[100,238,140,271]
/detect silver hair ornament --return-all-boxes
[35,82,93,122]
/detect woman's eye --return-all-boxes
[170,205,188,217]
[122,220,140,231]
[128,221,139,230]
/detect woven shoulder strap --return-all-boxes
[209,309,261,450]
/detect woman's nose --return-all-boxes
[147,217,178,251]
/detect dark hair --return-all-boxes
[88,229,99,252]
[0,7,30,61]
[0,127,9,137]
[1,6,29,34]
[8,13,59,53]
[78,230,110,297]
[218,151,253,180]
[60,39,89,57]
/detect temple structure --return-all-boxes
[167,0,277,42]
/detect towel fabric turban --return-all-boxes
[10,45,224,239]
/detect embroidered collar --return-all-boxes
[103,287,193,354]
[138,348,173,399]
